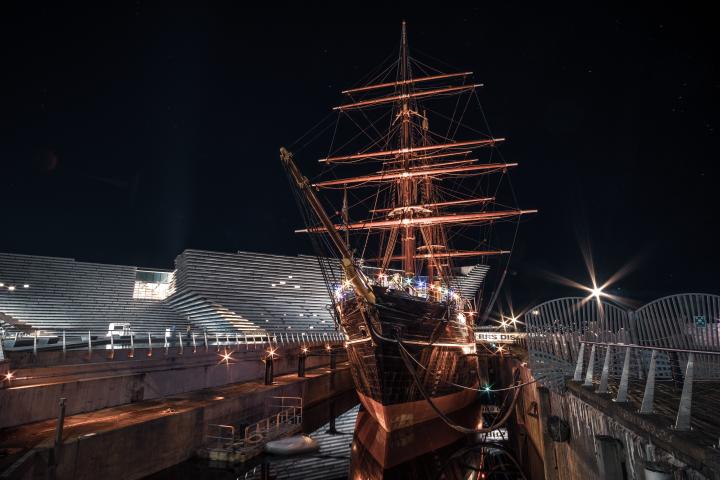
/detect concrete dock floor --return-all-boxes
[0,363,352,480]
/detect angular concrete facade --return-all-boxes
[0,249,338,335]
[0,252,185,333]
[1,249,489,336]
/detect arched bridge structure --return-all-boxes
[525,297,630,391]
[525,293,720,391]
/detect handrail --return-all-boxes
[579,340,720,356]
[574,340,704,431]
[206,424,235,448]
[0,328,347,358]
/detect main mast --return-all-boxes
[291,21,537,300]
[399,20,415,276]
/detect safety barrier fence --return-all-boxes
[0,329,345,357]
[525,294,720,395]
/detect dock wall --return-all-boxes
[0,346,344,429]
[3,365,353,480]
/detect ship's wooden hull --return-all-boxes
[340,286,480,431]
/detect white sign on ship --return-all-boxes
[474,331,526,344]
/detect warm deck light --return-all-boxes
[457,313,466,324]
[220,351,232,364]
[4,372,14,381]
[531,310,539,315]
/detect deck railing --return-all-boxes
[205,396,303,453]
[244,396,303,445]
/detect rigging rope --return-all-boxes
[289,110,338,153]
[394,332,522,435]
[397,339,545,393]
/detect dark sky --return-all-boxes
[1,3,717,310]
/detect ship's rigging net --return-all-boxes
[284,28,534,324]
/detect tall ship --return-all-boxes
[281,22,535,431]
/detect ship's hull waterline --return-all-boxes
[339,286,481,431]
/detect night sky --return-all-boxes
[1,3,717,310]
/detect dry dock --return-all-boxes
[0,342,353,480]
[0,362,352,480]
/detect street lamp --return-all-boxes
[589,285,605,299]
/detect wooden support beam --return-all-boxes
[319,138,504,163]
[342,72,473,94]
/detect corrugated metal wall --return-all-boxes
[0,253,185,333]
